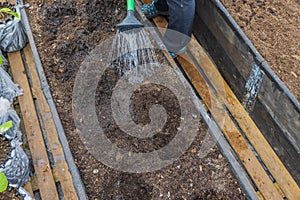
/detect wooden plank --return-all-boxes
[250,100,300,184]
[259,73,300,153]
[141,0,152,4]
[23,182,34,198]
[189,36,300,199]
[193,12,246,101]
[23,45,78,200]
[186,37,300,199]
[153,15,300,200]
[8,51,60,200]
[11,104,35,197]
[0,0,17,4]
[152,16,284,199]
[194,0,300,186]
[194,0,256,80]
[20,4,88,199]
[177,53,283,200]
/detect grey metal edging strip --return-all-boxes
[213,0,299,110]
[135,2,258,199]
[20,2,88,200]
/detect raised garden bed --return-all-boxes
[25,0,247,199]
[1,1,86,199]
[0,0,297,199]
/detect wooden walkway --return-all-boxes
[0,0,88,199]
[3,0,299,199]
[151,16,300,200]
[0,0,79,200]
[8,44,78,200]
[0,0,79,199]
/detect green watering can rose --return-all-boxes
[116,0,144,31]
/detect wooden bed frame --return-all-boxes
[137,0,300,199]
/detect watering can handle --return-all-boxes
[127,0,135,11]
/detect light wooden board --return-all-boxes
[23,45,78,200]
[23,177,34,197]
[177,53,282,199]
[186,36,300,199]
[8,51,60,200]
[153,16,300,200]
[0,0,16,4]
[194,0,300,184]
[11,104,35,198]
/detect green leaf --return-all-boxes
[0,121,13,134]
[0,172,8,193]
[0,56,2,66]
[0,8,19,18]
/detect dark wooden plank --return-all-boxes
[23,45,78,200]
[185,36,300,199]
[8,51,60,200]
[195,0,300,185]
[194,0,256,80]
[250,100,300,184]
[153,16,286,199]
[153,15,300,199]
[177,52,283,199]
[197,0,300,152]
[258,72,300,153]
[193,12,247,101]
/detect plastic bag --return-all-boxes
[18,187,34,200]
[0,97,32,199]
[0,6,28,52]
[0,50,9,71]
[0,67,23,102]
[0,145,29,188]
[0,97,21,140]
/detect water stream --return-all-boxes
[109,28,159,83]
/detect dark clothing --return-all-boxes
[154,0,195,52]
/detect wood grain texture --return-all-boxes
[187,36,300,200]
[153,15,300,200]
[8,51,60,200]
[23,45,78,200]
[177,52,283,199]
[194,0,300,185]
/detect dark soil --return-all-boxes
[96,69,181,153]
[25,0,248,199]
[0,138,9,163]
[220,0,300,100]
[0,189,21,200]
